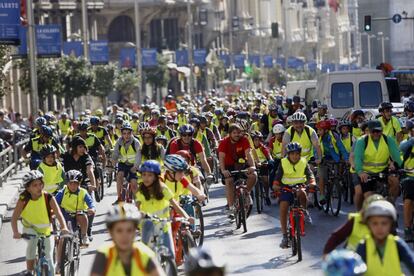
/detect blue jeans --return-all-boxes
[141,219,175,259]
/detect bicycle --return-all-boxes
[172,216,196,266]
[94,160,105,202]
[105,164,116,188]
[322,160,342,216]
[230,170,252,233]
[21,233,54,276]
[179,195,204,247]
[282,184,315,262]
[255,163,270,214]
[59,218,82,276]
[143,215,178,276]
[340,162,354,204]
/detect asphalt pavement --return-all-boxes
[0,177,396,276]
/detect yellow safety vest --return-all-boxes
[362,135,390,173]
[254,146,267,163]
[379,116,400,138]
[287,126,314,160]
[251,122,260,132]
[341,134,352,153]
[346,213,370,251]
[271,139,283,159]
[115,128,122,138]
[157,127,173,141]
[131,121,139,135]
[119,142,137,164]
[164,177,188,201]
[177,115,187,127]
[89,127,105,140]
[281,157,307,185]
[99,242,154,276]
[268,115,278,133]
[352,127,363,139]
[60,186,89,212]
[58,119,71,135]
[365,234,402,276]
[38,162,64,194]
[404,144,414,177]
[20,192,51,235]
[32,137,52,153]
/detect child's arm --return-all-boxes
[187,182,206,202]
[305,164,316,185]
[11,199,25,239]
[170,199,193,224]
[49,196,69,232]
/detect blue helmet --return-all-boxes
[77,122,89,131]
[286,142,302,153]
[322,249,367,276]
[179,124,195,136]
[35,117,47,127]
[90,116,100,125]
[165,154,189,172]
[139,160,162,175]
[40,125,53,137]
[406,101,414,113]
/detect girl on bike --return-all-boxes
[136,160,194,259]
[139,127,165,166]
[356,200,414,275]
[91,203,164,276]
[11,171,69,276]
[38,144,65,194]
[273,142,316,249]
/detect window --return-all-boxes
[331,83,354,108]
[359,81,382,107]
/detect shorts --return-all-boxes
[117,163,138,181]
[357,170,388,194]
[61,209,79,231]
[23,227,54,271]
[401,177,414,200]
[280,190,294,204]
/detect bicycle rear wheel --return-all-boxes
[255,183,263,214]
[288,217,297,256]
[295,214,302,262]
[60,238,72,276]
[324,187,331,213]
[239,193,247,232]
[330,179,342,216]
[193,204,204,247]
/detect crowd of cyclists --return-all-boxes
[6,88,414,275]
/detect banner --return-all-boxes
[338,64,350,71]
[0,0,20,45]
[36,25,62,58]
[15,26,27,57]
[142,48,157,67]
[307,61,317,72]
[287,56,304,69]
[276,57,286,69]
[219,54,230,68]
[63,41,83,57]
[176,50,188,66]
[233,54,245,69]
[263,55,273,68]
[119,48,136,68]
[194,49,207,65]
[89,40,109,65]
[248,55,260,67]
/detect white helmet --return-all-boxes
[273,124,286,134]
[290,111,307,122]
[363,200,397,222]
[23,170,43,187]
[106,203,141,227]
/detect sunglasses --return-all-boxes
[181,134,192,137]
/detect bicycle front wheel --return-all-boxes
[255,183,262,214]
[161,255,178,276]
[295,214,302,262]
[182,230,197,256]
[193,204,204,247]
[330,179,342,216]
[60,238,72,276]
[239,193,247,232]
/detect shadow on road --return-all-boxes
[241,226,280,239]
[4,256,26,264]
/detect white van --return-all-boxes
[309,70,390,118]
[286,80,317,102]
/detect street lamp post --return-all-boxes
[187,0,194,98]
[228,0,234,82]
[134,0,143,104]
[256,0,265,91]
[377,32,385,62]
[81,0,89,59]
[26,0,39,117]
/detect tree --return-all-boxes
[0,46,12,99]
[60,56,94,114]
[92,63,117,110]
[144,54,169,103]
[115,68,139,106]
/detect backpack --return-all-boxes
[22,192,53,222]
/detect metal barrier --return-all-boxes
[0,138,29,188]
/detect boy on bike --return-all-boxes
[91,203,164,276]
[55,170,95,246]
[38,145,65,194]
[11,171,69,276]
[273,142,316,249]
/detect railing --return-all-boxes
[0,138,29,188]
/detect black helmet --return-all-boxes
[379,102,393,112]
[77,122,89,131]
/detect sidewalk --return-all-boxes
[0,167,29,230]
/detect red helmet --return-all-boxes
[316,120,331,130]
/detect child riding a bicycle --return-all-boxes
[37,144,65,195]
[273,142,316,249]
[11,170,69,276]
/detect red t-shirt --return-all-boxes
[218,136,251,167]
[169,138,204,164]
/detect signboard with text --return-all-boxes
[63,41,83,57]
[194,49,207,65]
[119,48,136,68]
[36,25,62,58]
[89,40,109,65]
[176,50,188,67]
[0,0,20,45]
[142,48,157,67]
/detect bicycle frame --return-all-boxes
[283,186,305,237]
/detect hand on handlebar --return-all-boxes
[247,166,256,175]
[13,232,22,239]
[359,172,369,183]
[87,208,95,216]
[188,217,195,225]
[196,194,207,202]
[222,170,231,178]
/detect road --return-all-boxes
[0,180,373,276]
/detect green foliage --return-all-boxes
[92,63,117,98]
[250,65,262,84]
[144,54,169,89]
[115,68,139,100]
[0,45,11,99]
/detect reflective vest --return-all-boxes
[136,187,171,219]
[20,192,51,235]
[352,127,363,139]
[287,126,313,160]
[365,234,402,276]
[251,122,260,132]
[268,115,278,133]
[281,157,307,185]
[99,242,153,276]
[319,131,339,156]
[60,186,89,212]
[164,177,187,201]
[346,213,370,251]
[38,162,64,194]
[115,128,122,138]
[89,127,105,140]
[58,119,71,135]
[403,145,414,177]
[379,116,400,138]
[84,134,97,149]
[254,145,267,163]
[119,142,137,164]
[157,127,173,141]
[271,138,283,159]
[32,137,52,153]
[341,134,352,153]
[177,115,188,127]
[362,135,390,173]
[131,121,140,135]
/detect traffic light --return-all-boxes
[364,15,372,31]
[271,22,279,38]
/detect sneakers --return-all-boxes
[279,235,289,249]
[81,235,90,247]
[88,235,94,242]
[305,210,313,225]
[404,228,413,242]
